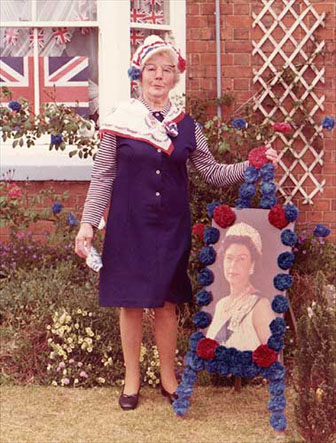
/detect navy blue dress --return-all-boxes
[99,113,196,308]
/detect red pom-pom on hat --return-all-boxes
[268,204,289,229]
[192,222,206,241]
[196,337,219,360]
[248,146,269,169]
[252,344,278,368]
[177,55,186,73]
[213,205,236,228]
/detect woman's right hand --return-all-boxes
[75,223,94,258]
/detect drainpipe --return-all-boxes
[215,0,222,119]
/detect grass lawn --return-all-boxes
[1,385,302,443]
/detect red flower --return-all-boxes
[196,337,219,360]
[177,55,186,73]
[268,204,289,229]
[213,205,236,228]
[8,184,22,199]
[273,122,292,134]
[192,222,205,241]
[252,344,278,368]
[248,146,269,169]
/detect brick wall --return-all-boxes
[186,0,335,235]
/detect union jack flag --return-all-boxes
[0,56,89,117]
[130,8,147,23]
[3,29,20,47]
[29,28,45,49]
[143,0,163,7]
[145,10,164,24]
[52,27,72,45]
[130,29,144,47]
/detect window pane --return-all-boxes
[0,28,98,121]
[37,0,97,21]
[130,0,168,25]
[0,27,32,56]
[0,0,32,22]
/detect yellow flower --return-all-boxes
[74,323,79,329]
[78,337,83,344]
[87,347,93,352]
[74,378,79,384]
[51,381,58,386]
[77,309,82,314]
[47,364,52,371]
[97,377,105,384]
[46,325,51,330]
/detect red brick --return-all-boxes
[233,4,250,15]
[224,15,252,28]
[234,28,250,40]
[234,53,250,66]
[234,78,250,90]
[225,41,252,53]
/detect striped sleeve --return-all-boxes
[81,133,117,228]
[189,122,249,187]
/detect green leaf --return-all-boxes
[218,140,231,153]
[69,150,77,158]
[19,138,24,147]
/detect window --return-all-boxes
[0,0,186,180]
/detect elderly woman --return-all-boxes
[75,35,277,410]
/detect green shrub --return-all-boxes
[293,272,336,443]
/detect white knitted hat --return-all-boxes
[128,35,186,81]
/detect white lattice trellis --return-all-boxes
[252,0,326,204]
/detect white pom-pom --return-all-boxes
[143,35,164,46]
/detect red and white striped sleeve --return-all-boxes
[190,122,249,186]
[81,133,117,228]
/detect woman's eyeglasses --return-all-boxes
[143,64,176,74]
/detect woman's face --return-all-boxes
[141,52,177,102]
[223,243,254,287]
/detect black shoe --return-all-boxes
[160,384,178,404]
[119,386,140,411]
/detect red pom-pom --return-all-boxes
[252,344,278,368]
[268,204,289,229]
[192,222,206,241]
[248,146,269,169]
[177,55,186,73]
[196,337,219,360]
[213,205,236,228]
[273,122,292,134]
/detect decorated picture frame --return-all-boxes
[173,147,299,433]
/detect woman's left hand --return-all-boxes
[265,147,278,167]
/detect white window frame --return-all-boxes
[0,0,186,181]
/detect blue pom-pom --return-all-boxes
[52,201,63,214]
[260,195,277,209]
[274,273,293,291]
[260,163,275,181]
[67,213,78,226]
[173,397,190,416]
[204,359,218,373]
[277,252,295,270]
[232,118,247,130]
[239,183,256,199]
[127,66,141,81]
[244,166,260,184]
[217,361,230,376]
[185,351,205,372]
[51,134,63,146]
[261,182,276,195]
[242,362,260,378]
[271,295,289,314]
[235,198,251,209]
[270,317,286,336]
[322,116,335,131]
[198,268,214,286]
[281,229,298,246]
[267,334,284,352]
[204,227,220,245]
[181,368,197,385]
[8,100,22,111]
[193,311,212,328]
[206,201,220,218]
[268,395,286,413]
[270,413,287,431]
[215,345,227,361]
[269,380,285,396]
[284,203,299,222]
[199,246,216,266]
[196,289,213,306]
[313,224,331,238]
[188,331,205,351]
[265,361,286,381]
[176,381,194,398]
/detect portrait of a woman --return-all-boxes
[206,222,276,351]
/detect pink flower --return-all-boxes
[62,378,70,385]
[8,184,22,199]
[77,362,83,367]
[80,370,88,378]
[59,362,66,369]
[273,122,292,134]
[17,232,25,240]
[69,359,74,364]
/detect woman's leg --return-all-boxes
[119,307,143,395]
[154,302,178,393]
